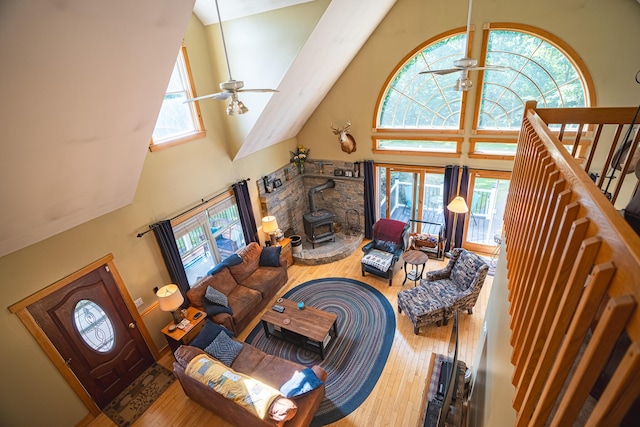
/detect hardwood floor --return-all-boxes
[86,244,492,427]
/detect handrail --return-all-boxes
[504,101,640,426]
[531,104,640,205]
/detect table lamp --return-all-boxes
[447,195,469,249]
[262,215,279,245]
[156,284,184,324]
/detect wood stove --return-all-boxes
[303,180,336,248]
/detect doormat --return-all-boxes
[102,363,175,427]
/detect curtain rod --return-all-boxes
[136,178,251,238]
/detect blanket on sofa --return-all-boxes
[185,354,281,419]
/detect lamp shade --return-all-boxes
[447,196,469,214]
[262,216,279,234]
[156,284,184,312]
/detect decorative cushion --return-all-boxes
[206,254,243,276]
[202,296,233,317]
[204,331,243,366]
[189,319,234,349]
[373,240,398,253]
[361,249,394,272]
[268,396,298,423]
[279,367,324,398]
[259,245,282,267]
[205,286,229,306]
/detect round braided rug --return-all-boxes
[245,277,395,426]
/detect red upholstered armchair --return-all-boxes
[361,219,410,286]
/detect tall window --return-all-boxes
[150,43,205,151]
[374,24,594,156]
[172,193,246,286]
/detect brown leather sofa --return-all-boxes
[187,242,288,334]
[173,344,327,427]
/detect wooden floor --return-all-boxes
[86,243,492,427]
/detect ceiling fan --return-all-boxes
[184,0,278,115]
[419,0,505,91]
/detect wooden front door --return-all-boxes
[28,263,154,409]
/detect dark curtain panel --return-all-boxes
[152,220,190,304]
[456,166,470,248]
[233,180,259,244]
[363,160,376,239]
[443,165,459,252]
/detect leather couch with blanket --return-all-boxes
[173,329,327,427]
[187,242,288,334]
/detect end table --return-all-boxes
[161,306,206,353]
[403,250,429,286]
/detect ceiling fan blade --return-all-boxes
[467,65,509,72]
[184,91,232,103]
[237,88,279,93]
[420,68,461,76]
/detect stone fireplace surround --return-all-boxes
[258,160,365,262]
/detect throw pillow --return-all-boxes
[202,296,233,317]
[268,396,298,423]
[204,330,243,366]
[374,240,398,253]
[189,319,234,349]
[279,367,324,398]
[206,254,243,276]
[205,286,228,307]
[259,245,282,267]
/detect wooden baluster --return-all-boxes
[530,262,616,425]
[551,295,636,426]
[517,237,602,425]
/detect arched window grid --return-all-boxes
[473,23,594,135]
[374,23,593,156]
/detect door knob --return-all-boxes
[128,322,136,329]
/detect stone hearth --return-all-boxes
[293,231,364,265]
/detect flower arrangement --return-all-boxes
[290,144,309,166]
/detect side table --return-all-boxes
[403,250,429,286]
[278,237,293,268]
[161,306,206,353]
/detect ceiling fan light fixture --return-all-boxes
[455,76,473,91]
[226,96,249,115]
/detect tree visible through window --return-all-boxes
[478,28,588,130]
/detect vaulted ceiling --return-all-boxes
[0,0,396,257]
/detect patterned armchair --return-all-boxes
[397,248,488,334]
[361,219,410,286]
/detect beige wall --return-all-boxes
[0,13,300,427]
[1,0,639,425]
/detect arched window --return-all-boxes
[374,24,594,157]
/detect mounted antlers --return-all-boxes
[330,121,357,154]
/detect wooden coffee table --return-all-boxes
[261,298,338,359]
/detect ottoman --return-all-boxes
[397,285,449,335]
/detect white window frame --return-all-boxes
[150,43,206,151]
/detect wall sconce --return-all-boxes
[262,215,279,246]
[156,284,184,324]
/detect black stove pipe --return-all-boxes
[308,179,335,213]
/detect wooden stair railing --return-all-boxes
[505,101,640,426]
[532,103,640,206]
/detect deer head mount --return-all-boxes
[331,121,357,154]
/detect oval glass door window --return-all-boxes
[74,299,115,352]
